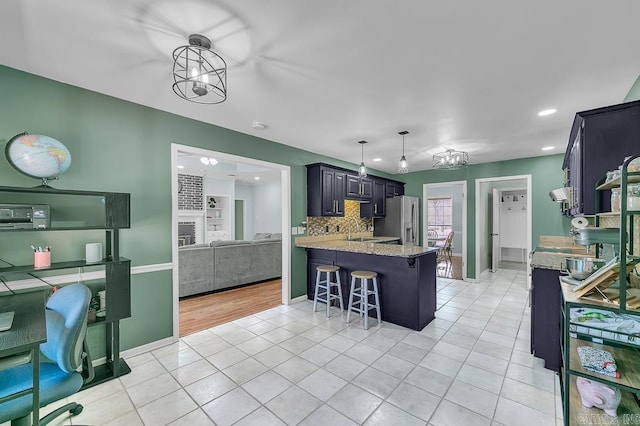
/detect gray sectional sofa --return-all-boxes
[178,235,282,297]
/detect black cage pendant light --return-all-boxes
[398,130,409,174]
[172,34,227,104]
[358,140,368,178]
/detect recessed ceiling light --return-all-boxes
[254,176,260,180]
[177,165,185,169]
[538,108,557,116]
[373,158,382,162]
[542,146,555,151]
[252,122,267,130]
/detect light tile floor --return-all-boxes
[6,268,564,425]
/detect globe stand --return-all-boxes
[37,177,58,188]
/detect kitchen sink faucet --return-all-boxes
[347,218,359,240]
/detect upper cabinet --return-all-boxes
[563,100,640,216]
[386,181,404,198]
[307,164,346,217]
[360,178,386,218]
[306,163,404,217]
[346,175,372,199]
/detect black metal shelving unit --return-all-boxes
[0,185,132,386]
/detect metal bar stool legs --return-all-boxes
[313,265,344,317]
[346,270,381,329]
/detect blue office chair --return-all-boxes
[0,284,94,426]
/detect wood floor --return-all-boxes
[179,279,282,337]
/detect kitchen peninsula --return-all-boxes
[296,237,438,331]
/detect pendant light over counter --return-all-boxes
[358,140,368,178]
[398,130,409,174]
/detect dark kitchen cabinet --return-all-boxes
[361,178,386,218]
[386,181,404,198]
[307,164,346,217]
[530,267,561,371]
[305,248,436,330]
[307,163,405,218]
[563,100,640,216]
[346,174,372,200]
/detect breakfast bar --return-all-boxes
[296,238,438,331]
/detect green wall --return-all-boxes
[0,65,385,352]
[400,154,572,278]
[624,74,640,102]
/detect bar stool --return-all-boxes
[313,265,344,317]
[346,270,381,330]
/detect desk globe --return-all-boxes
[5,132,72,185]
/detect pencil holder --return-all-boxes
[34,251,51,268]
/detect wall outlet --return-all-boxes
[336,225,340,232]
[325,225,329,233]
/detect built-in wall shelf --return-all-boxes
[206,194,230,242]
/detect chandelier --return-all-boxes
[358,140,368,178]
[433,149,469,170]
[172,34,227,104]
[398,130,409,174]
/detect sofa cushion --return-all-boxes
[214,240,281,290]
[253,232,272,240]
[210,240,252,247]
[178,245,214,297]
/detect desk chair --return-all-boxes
[0,284,94,426]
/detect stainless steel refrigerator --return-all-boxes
[374,196,420,245]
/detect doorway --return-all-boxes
[423,181,467,280]
[475,175,532,286]
[235,199,245,240]
[171,143,291,341]
[491,187,528,272]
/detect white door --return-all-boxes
[491,188,500,273]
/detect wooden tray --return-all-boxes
[573,258,640,298]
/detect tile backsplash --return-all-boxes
[306,200,373,236]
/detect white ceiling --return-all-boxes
[177,151,281,184]
[2,0,640,174]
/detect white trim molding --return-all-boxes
[0,262,173,293]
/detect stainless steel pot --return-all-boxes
[561,257,606,280]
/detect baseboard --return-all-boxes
[290,295,308,304]
[121,336,176,359]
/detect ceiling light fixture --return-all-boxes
[200,157,218,166]
[358,140,368,178]
[432,148,469,170]
[542,146,555,151]
[398,130,409,174]
[252,122,267,130]
[373,158,382,162]
[172,34,227,104]
[538,108,557,116]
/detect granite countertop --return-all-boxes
[295,237,437,258]
[530,248,592,270]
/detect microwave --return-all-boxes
[0,204,50,229]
